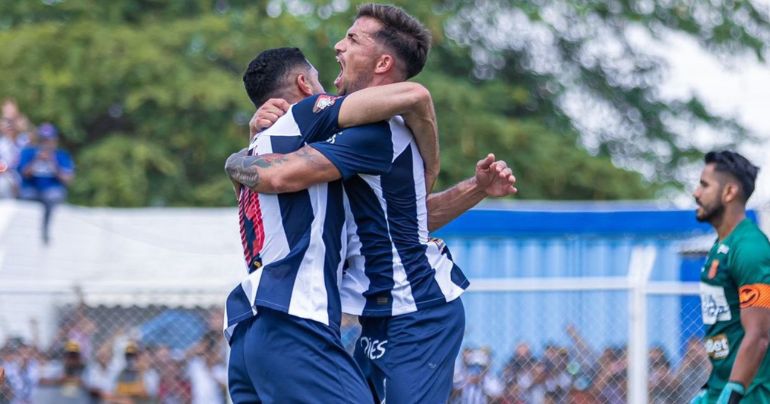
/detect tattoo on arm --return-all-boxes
[295,146,327,169]
[225,152,289,189]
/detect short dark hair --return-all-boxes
[705,150,759,201]
[356,4,431,79]
[243,47,311,107]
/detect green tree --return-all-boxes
[0,1,765,205]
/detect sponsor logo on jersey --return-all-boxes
[708,259,719,279]
[359,337,388,360]
[700,283,732,325]
[705,333,730,359]
[313,95,339,113]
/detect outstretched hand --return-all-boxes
[249,98,290,138]
[474,153,517,197]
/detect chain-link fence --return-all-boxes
[0,281,710,404]
[0,288,229,404]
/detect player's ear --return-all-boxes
[374,54,396,75]
[295,73,314,97]
[723,181,741,203]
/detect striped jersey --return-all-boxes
[224,94,392,340]
[314,116,470,317]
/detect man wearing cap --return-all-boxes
[17,122,75,244]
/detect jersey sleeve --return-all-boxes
[291,93,347,144]
[308,122,393,180]
[731,236,770,309]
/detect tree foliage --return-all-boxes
[1,0,766,206]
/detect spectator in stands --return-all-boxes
[114,342,155,404]
[186,331,226,404]
[451,346,503,404]
[591,346,627,404]
[501,342,536,387]
[0,119,20,198]
[340,314,362,355]
[1,99,34,149]
[154,345,190,404]
[675,337,711,402]
[36,340,91,403]
[83,344,119,402]
[0,364,8,404]
[648,345,679,403]
[2,337,40,404]
[17,122,74,244]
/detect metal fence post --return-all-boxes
[628,246,656,404]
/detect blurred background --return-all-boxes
[0,0,768,403]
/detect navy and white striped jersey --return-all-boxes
[224,94,392,340]
[316,116,470,317]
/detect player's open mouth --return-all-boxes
[334,57,344,88]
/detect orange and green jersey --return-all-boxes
[699,218,770,399]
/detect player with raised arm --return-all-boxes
[224,47,443,404]
[227,4,516,403]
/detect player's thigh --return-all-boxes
[245,308,372,404]
[384,299,466,404]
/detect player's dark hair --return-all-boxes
[705,150,759,201]
[356,3,431,79]
[243,47,311,107]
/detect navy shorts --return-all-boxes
[353,298,465,404]
[228,307,374,404]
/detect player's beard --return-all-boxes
[695,200,725,224]
[338,69,374,96]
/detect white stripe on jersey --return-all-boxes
[425,241,465,301]
[254,137,289,265]
[288,182,329,324]
[364,173,418,315]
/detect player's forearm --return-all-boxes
[402,96,439,193]
[427,177,486,231]
[224,150,289,194]
[338,82,431,128]
[728,331,769,387]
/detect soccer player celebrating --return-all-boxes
[691,150,770,403]
[224,47,445,403]
[232,4,516,403]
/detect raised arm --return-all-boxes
[427,154,517,232]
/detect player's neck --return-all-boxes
[714,207,746,240]
[367,74,401,88]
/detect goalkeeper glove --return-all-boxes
[690,389,708,404]
[716,381,745,404]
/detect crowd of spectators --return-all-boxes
[2,307,710,404]
[0,97,74,244]
[450,325,711,404]
[0,306,227,404]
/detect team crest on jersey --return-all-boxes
[313,95,339,113]
[708,259,719,279]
